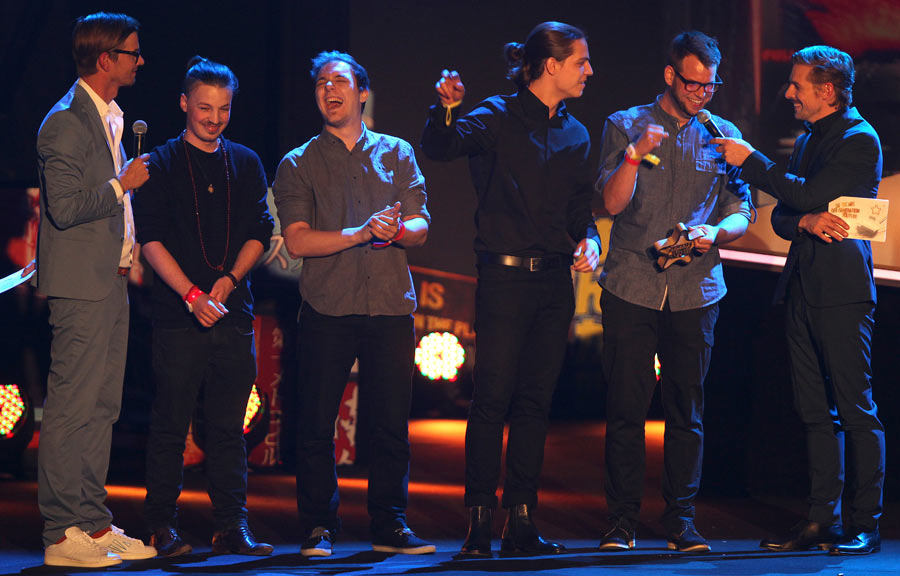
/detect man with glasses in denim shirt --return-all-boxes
[596,30,752,553]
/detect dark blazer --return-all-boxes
[741,107,880,307]
[34,81,127,300]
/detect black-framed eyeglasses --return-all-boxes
[110,48,141,62]
[673,68,722,94]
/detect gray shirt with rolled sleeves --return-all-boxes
[272,125,430,317]
[597,96,752,312]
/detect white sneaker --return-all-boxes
[44,526,123,568]
[92,524,158,560]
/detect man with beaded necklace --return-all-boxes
[132,56,274,557]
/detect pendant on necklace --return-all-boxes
[207,184,214,194]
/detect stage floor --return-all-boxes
[1,420,896,575]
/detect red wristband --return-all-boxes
[184,285,205,304]
[372,219,406,249]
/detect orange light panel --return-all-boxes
[243,384,262,434]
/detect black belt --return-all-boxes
[477,253,572,272]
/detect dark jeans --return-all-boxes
[601,289,718,533]
[465,263,575,509]
[786,274,884,531]
[295,303,414,536]
[144,321,257,531]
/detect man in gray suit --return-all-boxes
[35,12,156,568]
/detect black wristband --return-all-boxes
[225,271,239,288]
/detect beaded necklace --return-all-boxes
[182,132,231,271]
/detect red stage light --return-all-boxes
[0,384,27,439]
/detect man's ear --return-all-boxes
[664,65,675,88]
[359,88,369,104]
[180,93,188,113]
[545,57,560,77]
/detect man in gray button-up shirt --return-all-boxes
[272,51,434,558]
[595,31,751,554]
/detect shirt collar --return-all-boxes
[77,78,123,120]
[320,121,369,151]
[805,107,844,135]
[651,94,699,132]
[517,88,568,121]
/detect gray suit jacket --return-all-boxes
[35,81,127,300]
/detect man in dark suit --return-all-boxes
[35,12,155,568]
[714,45,884,556]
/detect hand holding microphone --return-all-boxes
[120,120,150,191]
[700,109,756,167]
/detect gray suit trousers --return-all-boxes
[37,276,129,547]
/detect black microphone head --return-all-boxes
[133,120,148,135]
[697,109,723,138]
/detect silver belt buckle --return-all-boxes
[528,258,540,272]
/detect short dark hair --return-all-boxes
[668,30,721,71]
[309,51,369,91]
[792,45,854,108]
[183,55,239,95]
[72,12,140,77]
[504,21,586,90]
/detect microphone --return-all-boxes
[696,110,723,138]
[133,120,148,157]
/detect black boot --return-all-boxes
[500,504,566,555]
[459,506,492,557]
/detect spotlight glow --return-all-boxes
[0,384,27,438]
[415,332,466,381]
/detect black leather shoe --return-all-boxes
[149,526,192,557]
[760,521,842,552]
[211,523,273,556]
[459,506,492,557]
[500,504,566,555]
[830,530,880,555]
[599,519,635,550]
[666,520,710,553]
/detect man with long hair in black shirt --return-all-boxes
[421,21,601,557]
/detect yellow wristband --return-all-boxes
[444,100,462,127]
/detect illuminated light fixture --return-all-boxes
[243,384,263,435]
[654,354,661,382]
[415,332,466,381]
[1,384,27,439]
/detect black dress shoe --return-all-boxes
[211,523,273,556]
[830,530,880,555]
[598,519,635,550]
[150,526,192,557]
[760,521,842,551]
[459,506,493,557]
[500,504,566,555]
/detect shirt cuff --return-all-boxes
[110,177,124,204]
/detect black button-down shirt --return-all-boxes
[421,88,599,257]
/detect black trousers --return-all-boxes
[144,321,257,531]
[295,303,414,536]
[601,289,718,533]
[786,274,884,531]
[464,263,575,509]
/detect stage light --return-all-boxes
[655,354,661,381]
[1,384,27,439]
[415,332,466,381]
[243,384,263,435]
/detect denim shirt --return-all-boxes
[597,96,751,311]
